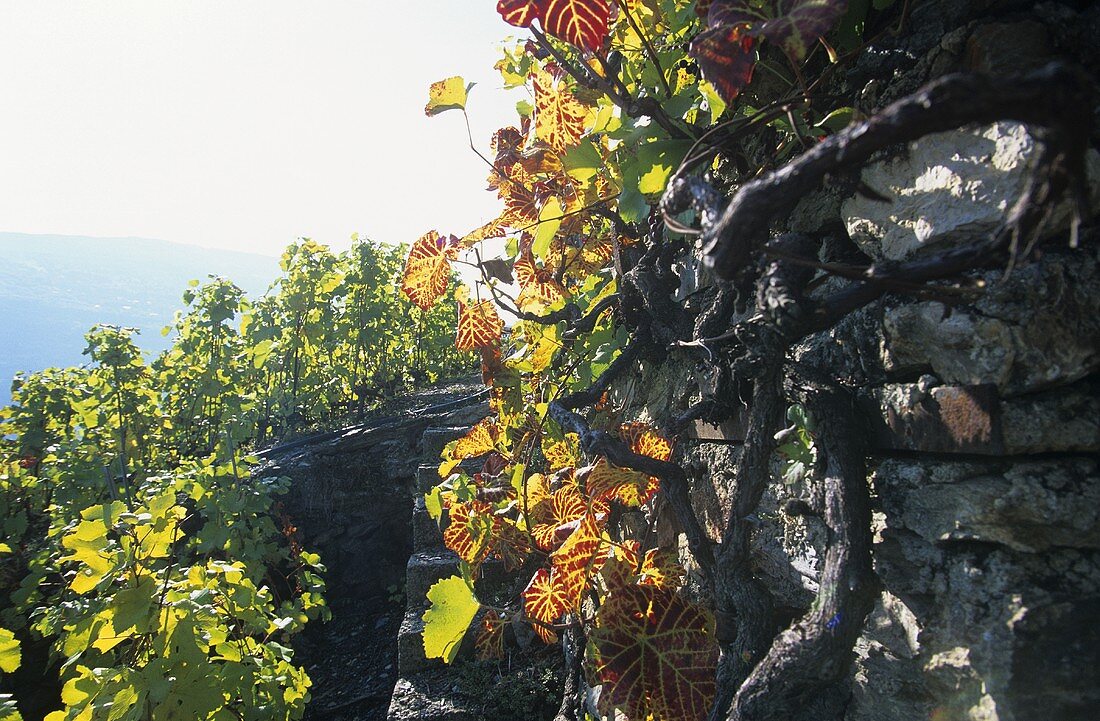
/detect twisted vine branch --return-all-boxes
[539,60,1093,721]
[696,61,1093,278]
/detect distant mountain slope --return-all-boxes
[0,233,280,393]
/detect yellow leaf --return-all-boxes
[533,68,589,154]
[422,576,480,663]
[456,299,503,351]
[0,628,19,673]
[425,76,473,116]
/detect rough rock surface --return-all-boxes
[842,122,1100,262]
[627,3,1100,719]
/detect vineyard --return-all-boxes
[0,239,468,720]
[3,0,1098,720]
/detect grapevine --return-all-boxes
[409,2,1094,720]
[0,239,468,719]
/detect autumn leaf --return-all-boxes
[690,24,756,103]
[583,458,656,507]
[476,610,506,660]
[515,250,568,311]
[401,231,459,311]
[620,422,672,461]
[531,485,588,550]
[461,217,508,248]
[533,67,589,154]
[497,0,612,52]
[453,418,499,460]
[491,126,527,165]
[702,1,846,85]
[443,500,498,566]
[496,167,541,229]
[523,567,568,643]
[492,519,533,570]
[480,345,505,385]
[497,0,543,29]
[604,541,685,591]
[457,298,504,351]
[591,584,719,721]
[542,0,613,52]
[542,434,580,470]
[425,76,473,116]
[582,424,672,507]
[550,511,606,610]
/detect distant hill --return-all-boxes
[0,233,280,394]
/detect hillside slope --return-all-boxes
[0,233,279,391]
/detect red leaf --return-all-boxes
[498,0,544,28]
[542,0,612,52]
[492,519,533,571]
[523,567,568,643]
[592,584,719,721]
[549,511,606,611]
[497,0,611,52]
[514,250,568,311]
[476,610,507,659]
[531,485,588,550]
[450,418,499,460]
[690,24,756,104]
[443,500,498,566]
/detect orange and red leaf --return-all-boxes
[542,0,612,52]
[591,584,719,721]
[532,68,589,155]
[550,511,606,611]
[401,231,459,310]
[523,567,569,644]
[443,500,498,567]
[475,610,507,660]
[457,299,504,351]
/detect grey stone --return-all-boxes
[881,250,1100,395]
[387,672,476,721]
[964,21,1052,75]
[1001,380,1100,454]
[417,463,443,494]
[874,458,1100,552]
[397,603,441,675]
[404,549,462,601]
[421,425,477,461]
[842,122,1100,262]
[412,497,443,551]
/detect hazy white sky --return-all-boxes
[0,1,523,257]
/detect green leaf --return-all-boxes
[425,487,444,522]
[617,185,648,224]
[815,106,853,133]
[425,76,473,116]
[0,628,20,673]
[699,80,728,125]
[636,141,693,196]
[0,693,23,721]
[532,197,563,261]
[422,576,480,664]
[561,140,603,183]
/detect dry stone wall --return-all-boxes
[621,2,1100,719]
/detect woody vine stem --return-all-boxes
[547,62,1092,720]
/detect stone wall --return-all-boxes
[622,2,1100,719]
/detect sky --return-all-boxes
[0,1,524,258]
